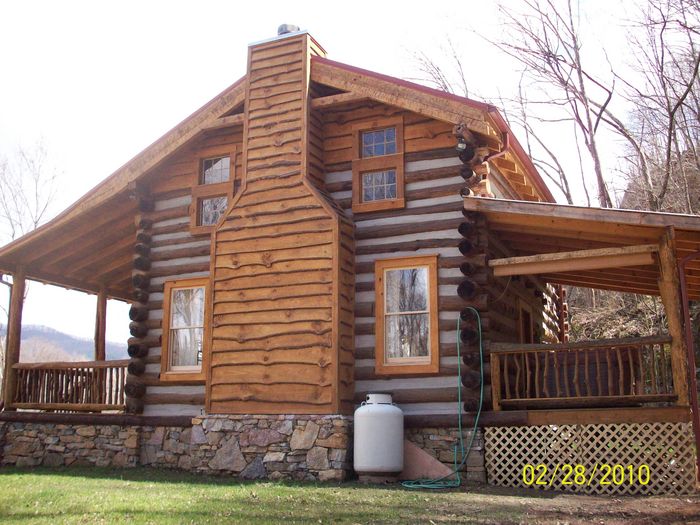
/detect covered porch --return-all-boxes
[0,191,140,414]
[462,197,700,426]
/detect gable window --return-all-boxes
[352,117,405,213]
[190,146,236,235]
[374,255,439,375]
[161,277,209,382]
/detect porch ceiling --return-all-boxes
[463,197,700,299]
[0,192,137,300]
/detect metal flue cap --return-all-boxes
[278,24,300,36]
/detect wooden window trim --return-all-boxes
[352,116,405,213]
[189,145,236,236]
[374,255,440,376]
[160,277,210,383]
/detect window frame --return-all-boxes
[352,116,405,213]
[160,277,210,383]
[374,255,440,376]
[189,145,237,236]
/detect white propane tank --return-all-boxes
[353,393,404,474]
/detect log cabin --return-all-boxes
[0,27,698,494]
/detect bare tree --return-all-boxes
[0,140,60,394]
[0,140,59,242]
[615,0,700,212]
[488,0,615,207]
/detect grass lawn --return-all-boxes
[0,467,698,524]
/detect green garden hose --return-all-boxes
[401,306,484,489]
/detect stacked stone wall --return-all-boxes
[0,415,351,482]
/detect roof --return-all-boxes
[0,77,246,299]
[0,47,554,297]
[463,197,700,299]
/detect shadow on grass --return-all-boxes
[0,466,560,499]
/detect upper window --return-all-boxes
[190,147,236,235]
[161,278,209,382]
[201,156,231,185]
[352,117,405,213]
[374,255,439,376]
[362,127,397,157]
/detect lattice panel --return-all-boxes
[485,422,696,495]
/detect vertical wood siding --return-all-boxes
[208,34,353,415]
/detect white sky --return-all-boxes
[0,1,634,346]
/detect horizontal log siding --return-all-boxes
[139,129,243,417]
[209,35,348,415]
[326,151,483,416]
[142,195,208,416]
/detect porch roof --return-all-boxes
[463,197,700,299]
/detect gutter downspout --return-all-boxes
[678,250,700,486]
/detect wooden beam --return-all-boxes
[202,113,244,131]
[657,227,690,406]
[464,196,700,233]
[3,268,25,409]
[310,92,368,109]
[490,244,658,277]
[310,57,492,136]
[526,406,691,426]
[94,287,107,361]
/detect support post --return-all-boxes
[657,227,689,406]
[3,268,26,409]
[94,287,107,361]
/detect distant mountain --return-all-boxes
[0,324,128,362]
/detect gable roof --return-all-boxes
[310,56,555,203]
[0,48,554,297]
[0,77,245,299]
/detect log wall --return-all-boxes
[325,148,486,416]
[127,128,243,417]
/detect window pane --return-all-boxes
[360,127,397,158]
[199,196,228,226]
[170,328,203,367]
[202,156,230,184]
[171,287,205,328]
[385,267,428,313]
[361,170,397,202]
[385,313,429,358]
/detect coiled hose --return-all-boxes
[401,306,484,489]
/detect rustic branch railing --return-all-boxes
[490,336,676,410]
[11,360,129,412]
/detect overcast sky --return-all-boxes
[0,1,632,348]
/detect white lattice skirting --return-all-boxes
[485,422,697,495]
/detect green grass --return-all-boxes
[0,467,698,524]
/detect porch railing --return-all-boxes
[11,359,129,412]
[490,335,676,410]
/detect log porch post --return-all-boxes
[2,268,26,409]
[94,286,107,361]
[657,227,690,406]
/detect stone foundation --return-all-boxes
[0,414,352,481]
[405,427,485,483]
[0,417,486,483]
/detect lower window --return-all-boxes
[160,277,209,382]
[375,255,439,375]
